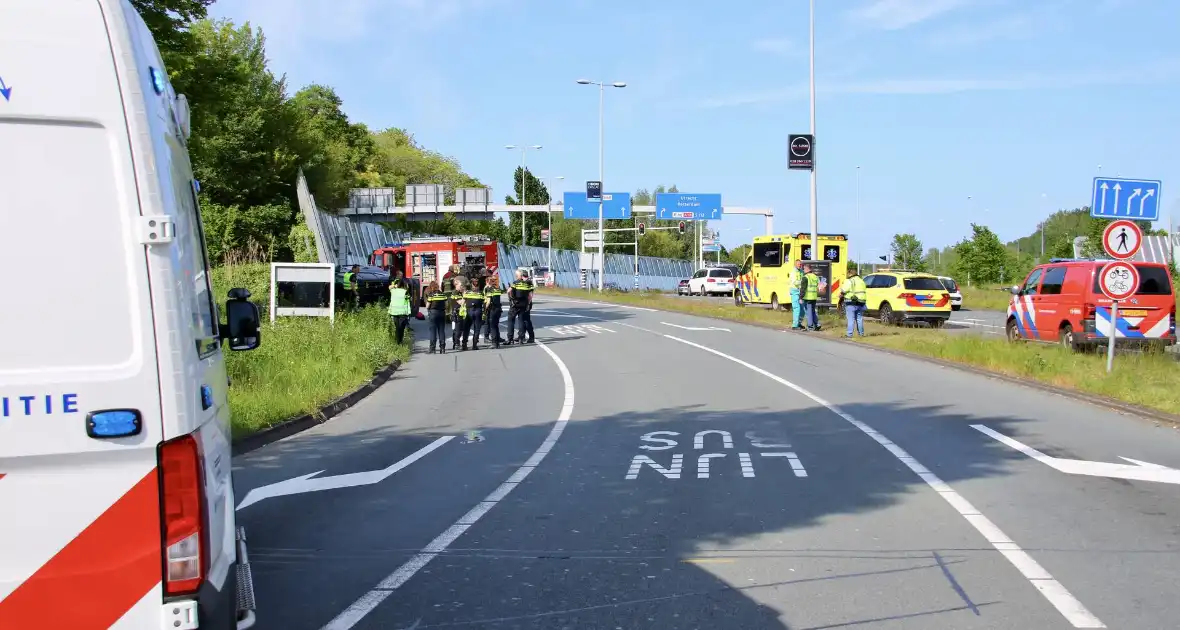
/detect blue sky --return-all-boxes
[210,0,1180,261]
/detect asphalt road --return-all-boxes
[233,297,1180,629]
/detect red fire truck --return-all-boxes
[370,235,500,312]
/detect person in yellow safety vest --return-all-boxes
[483,276,504,349]
[449,278,465,350]
[802,264,820,331]
[788,260,804,330]
[460,284,485,350]
[839,269,868,338]
[342,264,361,309]
[423,281,450,354]
[388,277,412,344]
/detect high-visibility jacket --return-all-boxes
[343,272,357,290]
[789,269,802,291]
[484,284,503,308]
[803,273,819,301]
[462,290,485,312]
[425,290,449,311]
[842,276,867,304]
[510,280,534,309]
[388,287,411,316]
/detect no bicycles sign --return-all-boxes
[1098,260,1139,301]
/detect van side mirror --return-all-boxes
[221,288,262,351]
[1008,285,1021,295]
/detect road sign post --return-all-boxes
[1091,177,1162,220]
[1101,219,1142,260]
[1098,260,1140,373]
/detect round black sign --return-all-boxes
[790,136,811,157]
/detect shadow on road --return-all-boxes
[241,397,1042,629]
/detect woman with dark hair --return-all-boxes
[423,280,449,353]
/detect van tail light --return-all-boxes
[707,277,716,283]
[159,434,207,596]
[898,293,915,299]
[1083,302,1097,319]
[935,293,950,307]
[1171,304,1176,334]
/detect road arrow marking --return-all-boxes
[661,322,731,332]
[972,424,1180,484]
[236,435,454,510]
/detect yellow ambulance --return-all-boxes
[736,233,850,310]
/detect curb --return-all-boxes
[554,293,1180,429]
[232,359,403,456]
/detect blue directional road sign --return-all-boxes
[564,191,632,220]
[655,193,723,220]
[1091,177,1162,221]
[702,244,721,252]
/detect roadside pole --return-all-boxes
[1097,220,1143,373]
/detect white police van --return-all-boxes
[0,1,262,628]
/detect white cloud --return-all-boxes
[846,0,973,30]
[696,60,1180,108]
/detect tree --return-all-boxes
[950,224,1011,284]
[890,233,925,271]
[727,244,751,265]
[505,167,551,247]
[290,85,379,209]
[132,0,214,64]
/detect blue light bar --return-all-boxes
[87,409,142,439]
[149,67,165,95]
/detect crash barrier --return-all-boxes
[497,244,695,291]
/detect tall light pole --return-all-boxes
[577,78,626,291]
[546,175,565,273]
[808,0,819,262]
[855,165,861,275]
[506,144,542,246]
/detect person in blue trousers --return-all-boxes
[788,260,804,330]
[841,269,868,338]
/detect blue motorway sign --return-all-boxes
[1091,177,1162,221]
[564,191,632,220]
[655,193,723,220]
[702,244,721,252]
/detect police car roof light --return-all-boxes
[87,409,143,439]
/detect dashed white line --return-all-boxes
[320,339,576,630]
[661,333,1106,629]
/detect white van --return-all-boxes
[0,1,262,628]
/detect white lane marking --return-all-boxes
[321,339,576,630]
[661,333,1106,629]
[542,297,658,312]
[662,322,731,332]
[762,452,808,477]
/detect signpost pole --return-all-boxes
[598,83,605,292]
[1106,300,1118,373]
[808,0,818,263]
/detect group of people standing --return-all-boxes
[420,266,537,354]
[784,261,868,338]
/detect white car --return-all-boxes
[938,276,963,310]
[689,267,735,296]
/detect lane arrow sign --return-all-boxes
[972,425,1180,484]
[235,435,454,510]
[661,322,731,332]
[0,76,11,102]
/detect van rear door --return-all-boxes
[0,1,167,627]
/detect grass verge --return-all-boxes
[213,263,410,438]
[544,287,1180,417]
[960,284,1013,312]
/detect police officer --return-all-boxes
[840,269,868,338]
[506,270,535,344]
[343,264,361,310]
[460,282,485,350]
[388,277,412,344]
[449,277,465,350]
[423,281,449,354]
[483,276,504,349]
[802,264,820,331]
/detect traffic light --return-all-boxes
[637,222,646,237]
[678,221,686,234]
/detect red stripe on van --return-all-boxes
[0,468,161,628]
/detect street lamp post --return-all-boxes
[577,78,626,291]
[808,0,819,263]
[505,144,542,247]
[855,165,861,276]
[547,175,564,275]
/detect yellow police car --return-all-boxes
[847,270,952,327]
